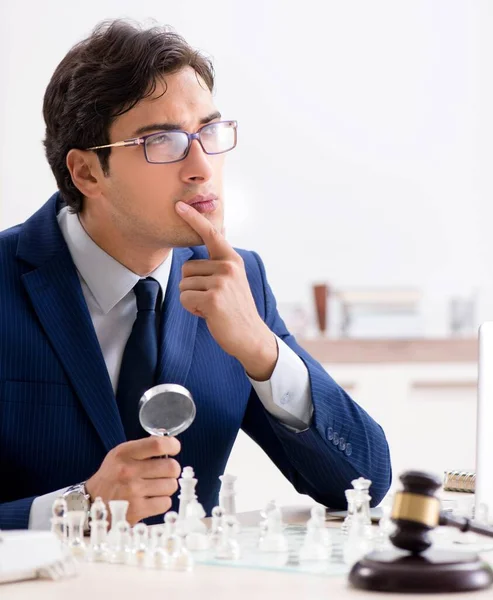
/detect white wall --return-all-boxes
[2,1,493,334]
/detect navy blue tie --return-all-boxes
[116,277,161,440]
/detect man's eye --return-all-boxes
[149,133,172,145]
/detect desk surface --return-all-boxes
[2,505,492,600]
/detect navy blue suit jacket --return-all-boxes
[0,193,391,529]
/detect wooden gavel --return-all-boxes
[390,471,493,554]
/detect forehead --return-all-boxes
[112,67,216,137]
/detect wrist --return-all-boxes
[239,328,278,381]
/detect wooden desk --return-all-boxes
[2,504,492,599]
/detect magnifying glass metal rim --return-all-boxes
[138,383,196,437]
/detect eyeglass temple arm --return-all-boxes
[88,139,144,151]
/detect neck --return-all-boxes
[78,211,171,277]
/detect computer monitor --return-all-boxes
[475,322,493,517]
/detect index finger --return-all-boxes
[175,201,233,260]
[121,436,181,460]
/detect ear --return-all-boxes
[66,149,105,199]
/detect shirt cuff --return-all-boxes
[28,487,70,530]
[247,335,313,431]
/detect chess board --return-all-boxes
[193,525,350,577]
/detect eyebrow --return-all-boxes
[132,111,222,137]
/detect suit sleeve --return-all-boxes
[0,496,37,530]
[240,251,392,509]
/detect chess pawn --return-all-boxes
[219,473,237,516]
[131,523,148,567]
[258,507,288,552]
[258,499,277,544]
[209,506,224,548]
[341,489,356,536]
[164,510,181,543]
[109,520,132,564]
[178,466,198,521]
[214,515,241,560]
[168,534,194,571]
[50,496,68,544]
[108,500,129,546]
[185,500,209,551]
[299,505,332,562]
[149,525,169,570]
[88,497,109,562]
[66,510,87,559]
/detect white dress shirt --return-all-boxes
[28,206,312,529]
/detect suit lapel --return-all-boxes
[156,247,199,386]
[17,194,126,452]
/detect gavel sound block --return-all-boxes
[349,471,493,593]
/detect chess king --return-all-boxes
[0,19,391,530]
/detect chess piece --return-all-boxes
[299,505,332,561]
[343,493,374,566]
[209,506,224,548]
[107,500,129,546]
[168,534,194,571]
[50,496,68,544]
[131,523,148,567]
[349,471,493,593]
[374,495,395,551]
[65,510,87,559]
[149,525,169,569]
[341,489,356,536]
[219,473,237,516]
[88,497,109,562]
[185,499,209,550]
[109,520,132,564]
[259,507,288,552]
[351,477,372,526]
[178,466,198,521]
[214,515,241,560]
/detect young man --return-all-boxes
[0,20,391,530]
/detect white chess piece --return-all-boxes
[219,473,237,516]
[109,520,132,564]
[88,497,109,562]
[50,496,67,544]
[258,507,288,552]
[149,525,169,569]
[168,534,194,571]
[185,499,209,550]
[341,489,356,535]
[375,496,395,551]
[343,494,374,566]
[65,511,87,559]
[131,523,148,567]
[107,500,129,546]
[299,505,332,561]
[214,515,241,560]
[351,477,372,526]
[178,466,198,521]
[209,506,224,548]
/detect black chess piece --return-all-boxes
[349,471,493,593]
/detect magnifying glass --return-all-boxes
[139,383,196,439]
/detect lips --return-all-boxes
[184,194,218,215]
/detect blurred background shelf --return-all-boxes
[297,337,477,364]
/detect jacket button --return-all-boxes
[327,427,333,440]
[339,437,346,451]
[333,432,339,446]
[345,443,352,457]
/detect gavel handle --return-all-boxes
[440,512,493,538]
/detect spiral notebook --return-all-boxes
[443,470,475,493]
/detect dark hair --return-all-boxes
[43,19,215,213]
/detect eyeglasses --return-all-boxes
[86,120,237,164]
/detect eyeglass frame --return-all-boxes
[85,119,238,165]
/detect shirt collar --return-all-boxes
[57,206,173,314]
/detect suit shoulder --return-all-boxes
[0,224,21,257]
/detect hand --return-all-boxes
[175,201,278,381]
[85,436,181,526]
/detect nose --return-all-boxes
[179,139,213,183]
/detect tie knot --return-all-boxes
[134,277,160,312]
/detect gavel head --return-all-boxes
[389,471,442,554]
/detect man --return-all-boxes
[0,20,391,530]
